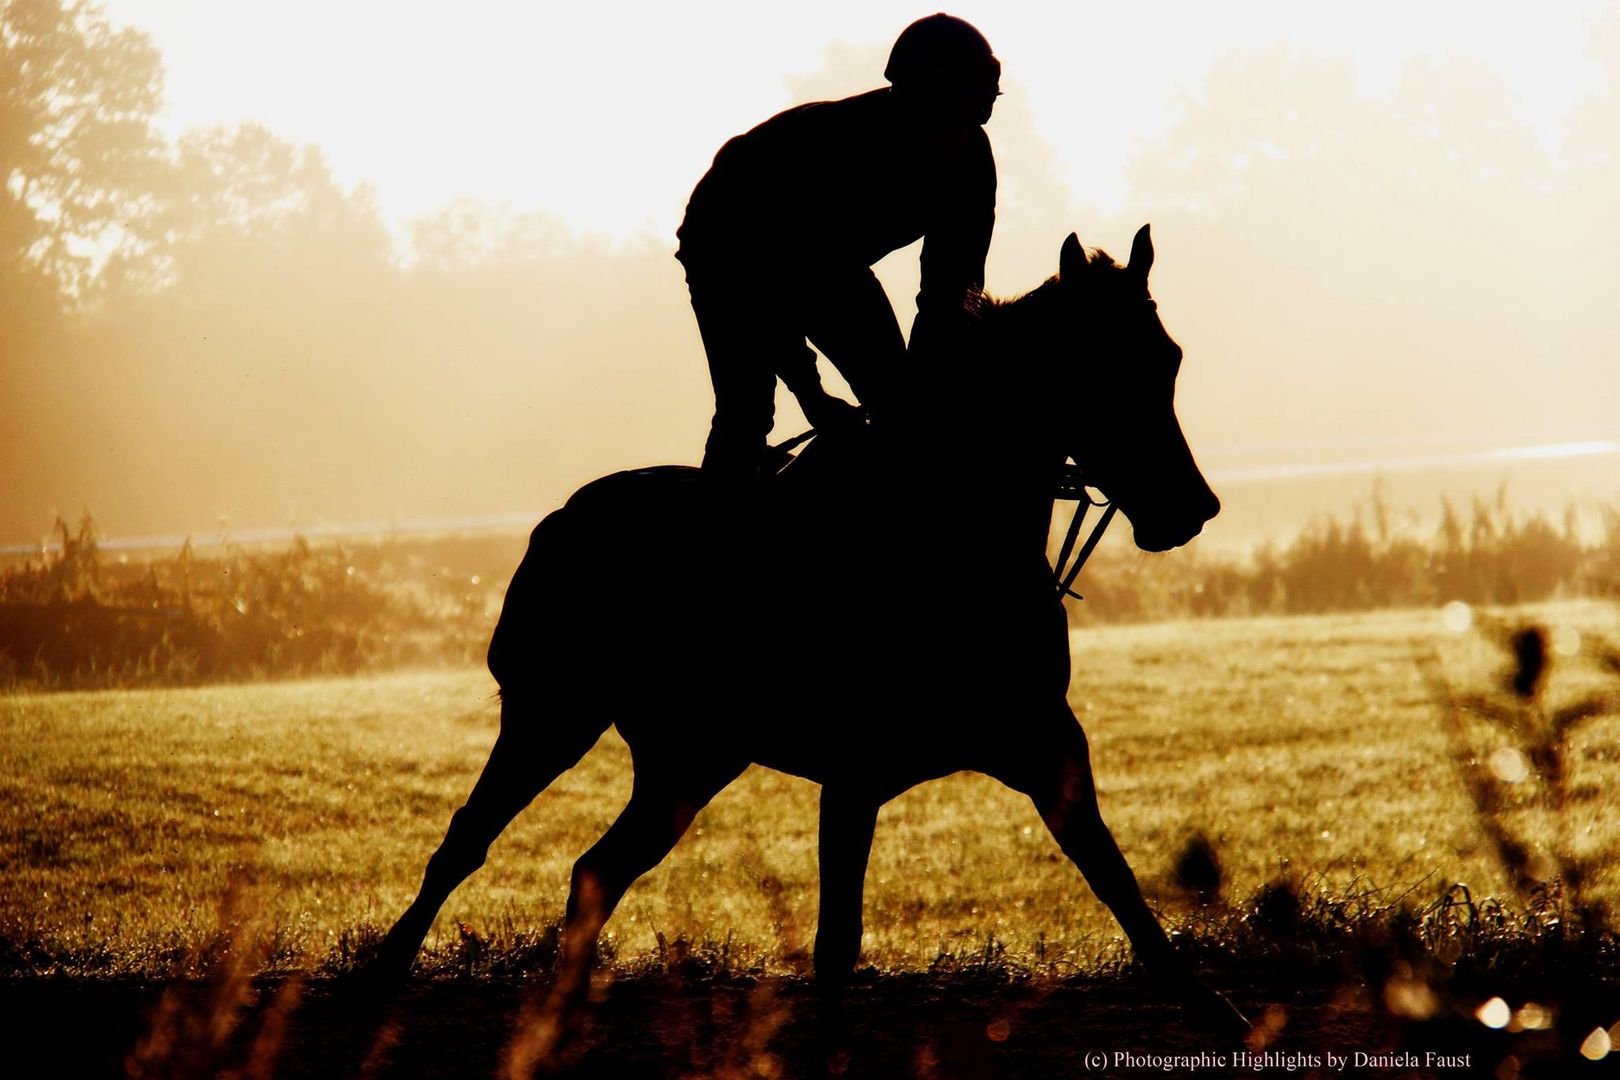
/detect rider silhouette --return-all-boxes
[677,14,1000,481]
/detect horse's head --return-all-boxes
[1054,226,1219,552]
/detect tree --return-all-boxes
[1,0,168,306]
[159,122,393,297]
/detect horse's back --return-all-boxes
[487,464,767,695]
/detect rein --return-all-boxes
[1052,462,1116,601]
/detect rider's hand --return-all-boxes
[802,392,867,435]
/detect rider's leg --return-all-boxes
[685,273,814,480]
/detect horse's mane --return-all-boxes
[972,245,1121,334]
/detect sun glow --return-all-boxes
[96,0,1610,237]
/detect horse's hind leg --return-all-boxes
[544,758,746,1013]
[990,704,1248,1035]
[371,691,608,978]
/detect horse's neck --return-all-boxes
[904,330,1066,563]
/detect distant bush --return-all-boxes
[1066,492,1620,625]
[0,514,522,689]
[4,492,1619,688]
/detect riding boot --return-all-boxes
[701,428,765,487]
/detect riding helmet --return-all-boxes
[884,14,999,89]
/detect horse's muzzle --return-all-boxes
[1129,485,1220,553]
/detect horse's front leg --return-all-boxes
[813,785,880,993]
[989,702,1250,1037]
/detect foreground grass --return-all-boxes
[2,601,1617,981]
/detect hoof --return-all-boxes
[350,931,418,993]
[363,952,414,985]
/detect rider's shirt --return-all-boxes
[676,88,996,326]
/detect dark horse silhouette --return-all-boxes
[372,225,1246,1045]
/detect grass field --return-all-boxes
[3,601,1619,1077]
[5,600,1617,978]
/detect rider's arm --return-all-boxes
[911,128,996,360]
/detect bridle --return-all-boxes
[1052,461,1116,601]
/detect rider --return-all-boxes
[676,13,1001,481]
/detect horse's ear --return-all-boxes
[1128,224,1154,280]
[1060,232,1085,280]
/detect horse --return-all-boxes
[370,225,1247,1047]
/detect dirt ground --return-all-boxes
[2,968,1519,1079]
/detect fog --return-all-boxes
[3,4,1617,545]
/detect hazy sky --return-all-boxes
[8,1,1617,545]
[98,1,1611,238]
